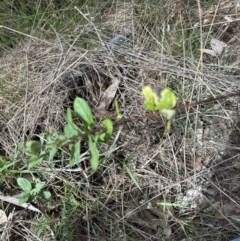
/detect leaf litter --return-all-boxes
[1,0,240,240]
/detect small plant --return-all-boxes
[23,88,176,174]
[142,86,177,130]
[17,177,51,205]
[14,90,176,206]
[25,97,113,171]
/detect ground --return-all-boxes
[0,0,240,240]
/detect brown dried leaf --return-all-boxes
[97,76,120,110]
[202,38,227,57]
[126,204,174,233]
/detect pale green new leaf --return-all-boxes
[142,86,177,130]
[142,86,177,111]
[49,147,57,162]
[142,86,158,111]
[156,88,177,110]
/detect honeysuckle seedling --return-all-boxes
[17,177,51,204]
[24,97,113,172]
[142,86,177,130]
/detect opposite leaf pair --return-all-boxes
[142,86,177,130]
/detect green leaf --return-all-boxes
[103,119,113,135]
[88,136,99,171]
[66,108,73,123]
[97,133,107,142]
[74,97,94,127]
[17,177,32,192]
[27,154,45,170]
[64,123,79,138]
[0,159,17,172]
[18,193,30,205]
[98,119,113,142]
[25,141,41,155]
[34,182,45,193]
[49,147,58,162]
[55,134,68,148]
[142,86,158,111]
[41,190,51,200]
[69,140,80,167]
[64,121,82,140]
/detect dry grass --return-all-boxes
[1,0,240,240]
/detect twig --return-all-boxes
[114,90,240,127]
[0,194,41,213]
[0,25,53,45]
